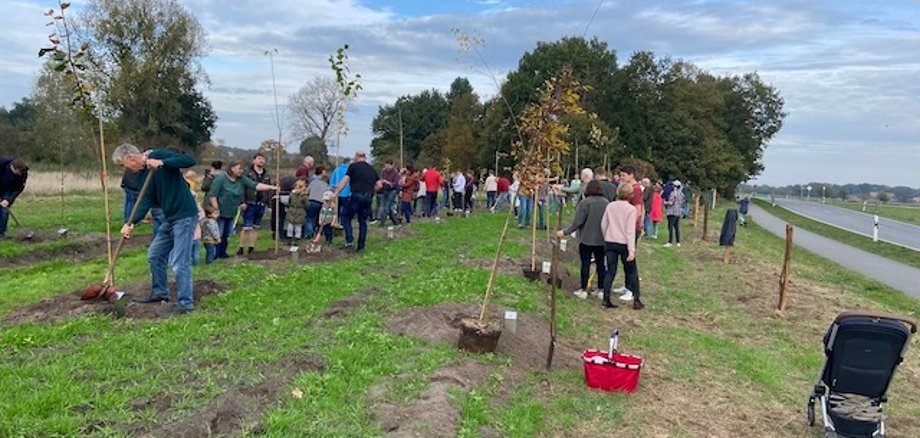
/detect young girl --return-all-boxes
[286,179,309,247]
[600,183,643,310]
[308,191,338,253]
[649,183,664,239]
[201,205,221,264]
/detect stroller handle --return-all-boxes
[835,310,917,334]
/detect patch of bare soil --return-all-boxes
[4,280,230,324]
[0,232,152,268]
[368,223,422,239]
[372,302,582,436]
[134,354,326,438]
[318,288,379,319]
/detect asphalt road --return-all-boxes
[772,198,920,251]
[750,203,920,300]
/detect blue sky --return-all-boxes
[1,0,918,187]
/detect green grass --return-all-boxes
[1,193,918,437]
[753,198,920,270]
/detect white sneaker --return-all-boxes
[592,289,603,298]
[676,243,681,248]
[619,290,634,301]
[613,286,627,293]
[573,289,588,299]
[663,243,673,248]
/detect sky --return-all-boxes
[1,0,918,187]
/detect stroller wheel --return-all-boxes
[806,401,815,427]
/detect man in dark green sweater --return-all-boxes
[114,144,198,317]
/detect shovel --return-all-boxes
[4,208,34,240]
[81,169,156,317]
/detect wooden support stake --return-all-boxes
[479,203,516,323]
[693,193,701,226]
[701,202,709,241]
[777,224,794,312]
[546,202,564,370]
[98,118,113,268]
[722,246,732,263]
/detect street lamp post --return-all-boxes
[807,185,812,200]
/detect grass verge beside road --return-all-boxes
[754,198,920,271]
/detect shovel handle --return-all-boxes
[103,169,156,284]
[4,207,22,227]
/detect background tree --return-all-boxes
[79,0,214,151]
[299,135,329,165]
[371,90,449,164]
[443,77,481,170]
[30,64,97,163]
[288,76,346,148]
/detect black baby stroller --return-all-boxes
[807,311,916,438]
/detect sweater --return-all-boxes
[485,175,498,192]
[561,195,608,247]
[329,163,351,197]
[307,179,330,203]
[0,157,28,206]
[207,173,258,219]
[130,149,198,225]
[600,200,637,255]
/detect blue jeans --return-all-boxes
[148,215,196,310]
[151,207,166,238]
[204,243,217,264]
[0,207,8,236]
[487,191,496,208]
[495,192,510,211]
[643,213,652,238]
[306,200,322,238]
[426,191,438,217]
[517,194,532,226]
[191,239,200,266]
[401,200,413,223]
[217,217,234,258]
[242,203,266,230]
[342,193,372,250]
[123,189,137,223]
[377,190,398,226]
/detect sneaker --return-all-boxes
[156,305,193,318]
[341,243,354,249]
[236,248,244,256]
[573,289,588,299]
[613,286,627,294]
[663,243,673,248]
[592,289,603,299]
[619,290,634,301]
[602,301,619,309]
[369,220,379,225]
[633,299,645,310]
[676,243,681,248]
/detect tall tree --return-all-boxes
[30,64,97,163]
[443,77,481,170]
[80,0,214,151]
[288,76,347,147]
[299,135,329,165]
[371,90,449,164]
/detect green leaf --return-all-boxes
[54,62,67,72]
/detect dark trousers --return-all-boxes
[320,223,334,244]
[452,192,463,209]
[123,189,137,223]
[464,187,474,211]
[204,243,218,264]
[579,244,606,290]
[602,242,640,303]
[426,191,438,217]
[486,191,497,208]
[216,217,234,258]
[667,215,681,243]
[401,200,413,223]
[342,193,372,250]
[0,207,8,236]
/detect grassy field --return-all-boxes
[1,194,918,437]
[753,198,920,271]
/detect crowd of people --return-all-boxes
[5,146,697,317]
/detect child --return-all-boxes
[286,179,309,247]
[201,204,221,264]
[308,191,338,253]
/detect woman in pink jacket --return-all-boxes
[649,183,664,239]
[600,183,644,310]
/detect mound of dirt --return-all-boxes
[318,288,379,319]
[4,280,230,324]
[135,354,326,438]
[374,302,582,436]
[0,232,152,268]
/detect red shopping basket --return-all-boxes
[582,329,643,393]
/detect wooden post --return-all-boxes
[701,202,709,241]
[712,189,718,210]
[722,246,732,263]
[479,205,516,323]
[98,118,113,268]
[546,202,564,370]
[777,225,794,312]
[530,189,538,271]
[693,193,701,225]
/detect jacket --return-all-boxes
[720,209,738,247]
[562,195,608,247]
[0,156,28,206]
[666,190,685,217]
[286,191,309,225]
[243,165,271,204]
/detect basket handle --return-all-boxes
[608,328,619,360]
